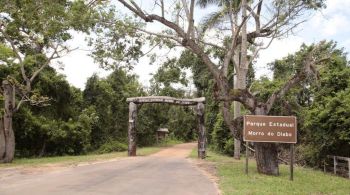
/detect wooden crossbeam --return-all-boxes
[126,96,205,105]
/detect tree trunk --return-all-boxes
[255,142,279,175]
[254,107,279,175]
[0,117,5,159]
[0,80,15,163]
[232,0,249,160]
[233,73,242,160]
[39,141,46,157]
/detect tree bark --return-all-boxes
[255,142,279,175]
[0,80,15,163]
[39,141,46,157]
[254,106,279,175]
[232,0,249,160]
[0,117,5,159]
[196,102,206,159]
[128,102,137,156]
[233,73,241,160]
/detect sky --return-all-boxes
[54,0,350,90]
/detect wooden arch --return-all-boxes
[126,96,206,159]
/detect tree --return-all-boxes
[252,41,350,168]
[83,68,143,149]
[115,0,326,175]
[0,0,97,162]
[10,66,97,157]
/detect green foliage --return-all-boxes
[300,50,350,166]
[263,41,350,167]
[211,113,234,155]
[13,68,98,156]
[88,4,144,70]
[135,56,197,146]
[83,68,143,149]
[97,140,128,154]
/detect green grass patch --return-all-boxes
[0,141,181,168]
[192,148,350,195]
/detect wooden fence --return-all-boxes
[324,155,350,179]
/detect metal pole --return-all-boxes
[245,142,249,175]
[290,144,294,181]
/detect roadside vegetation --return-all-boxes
[1,0,349,183]
[0,139,181,168]
[190,149,350,195]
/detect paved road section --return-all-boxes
[0,143,218,195]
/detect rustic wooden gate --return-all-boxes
[126,96,206,159]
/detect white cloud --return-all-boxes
[53,50,111,90]
[255,37,304,78]
[324,0,350,15]
[306,0,350,37]
[320,14,350,36]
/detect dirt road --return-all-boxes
[0,143,219,195]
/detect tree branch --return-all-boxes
[264,45,330,113]
[0,25,28,82]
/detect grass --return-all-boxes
[191,149,350,195]
[0,140,181,168]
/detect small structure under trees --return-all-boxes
[126,96,206,159]
[156,128,169,142]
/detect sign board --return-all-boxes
[243,115,297,143]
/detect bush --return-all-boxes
[223,139,234,155]
[97,140,128,154]
[211,113,234,156]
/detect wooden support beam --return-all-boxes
[128,102,137,156]
[127,96,205,106]
[348,160,350,179]
[196,102,206,159]
[127,96,207,158]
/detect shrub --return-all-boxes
[97,140,128,154]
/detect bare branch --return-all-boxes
[187,0,195,39]
[135,27,181,43]
[216,88,256,112]
[264,45,331,113]
[199,40,225,50]
[0,25,28,82]
[246,0,263,33]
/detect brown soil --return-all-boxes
[150,142,197,158]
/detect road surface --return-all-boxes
[0,143,219,195]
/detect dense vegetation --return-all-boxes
[6,66,196,157]
[0,1,349,173]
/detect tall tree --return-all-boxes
[0,0,97,162]
[115,0,326,175]
[271,42,350,167]
[83,68,143,149]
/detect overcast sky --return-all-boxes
[54,0,350,90]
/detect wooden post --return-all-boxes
[245,142,249,175]
[333,156,337,175]
[290,144,294,181]
[196,102,206,159]
[128,102,137,156]
[348,159,350,179]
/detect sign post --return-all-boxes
[245,142,249,175]
[243,115,297,180]
[290,144,294,181]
